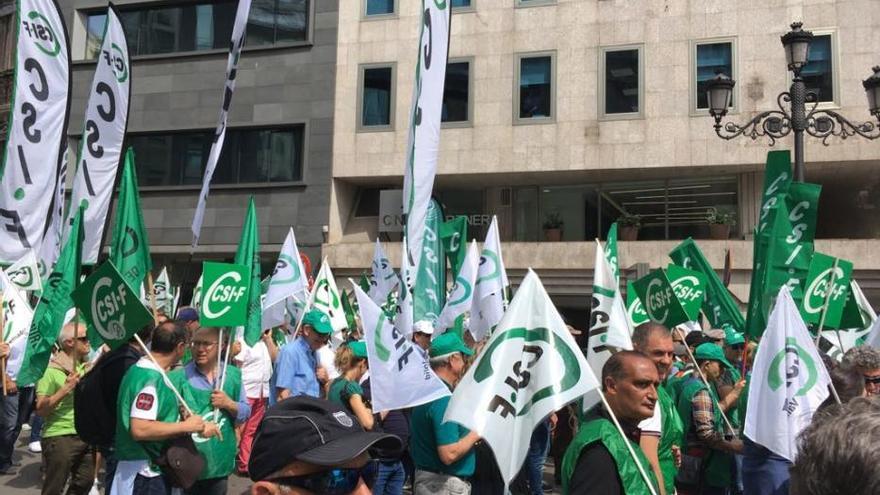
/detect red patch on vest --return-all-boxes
[136,393,155,410]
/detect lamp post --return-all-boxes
[706,22,880,182]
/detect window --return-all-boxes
[515,53,555,122]
[802,33,835,104]
[83,0,309,59]
[442,60,471,125]
[128,126,304,187]
[693,40,734,112]
[515,0,556,7]
[451,0,473,9]
[600,45,643,119]
[358,64,396,130]
[364,0,395,17]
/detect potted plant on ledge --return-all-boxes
[706,208,736,240]
[543,212,564,242]
[617,213,641,241]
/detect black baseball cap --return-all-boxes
[249,396,403,481]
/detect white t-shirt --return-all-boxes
[638,401,662,435]
[317,345,340,381]
[235,339,273,399]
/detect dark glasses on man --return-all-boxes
[272,468,362,495]
[864,375,880,385]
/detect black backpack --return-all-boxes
[74,346,140,447]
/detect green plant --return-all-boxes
[617,213,642,228]
[706,208,737,225]
[543,212,564,229]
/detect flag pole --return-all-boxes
[213,327,235,420]
[0,293,6,396]
[146,272,160,325]
[596,390,659,495]
[133,333,194,416]
[813,258,839,346]
[675,328,736,434]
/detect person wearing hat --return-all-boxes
[716,329,747,426]
[675,343,743,495]
[412,320,434,352]
[409,333,480,494]
[249,396,403,495]
[328,341,374,431]
[176,307,200,366]
[274,309,334,402]
[703,328,726,347]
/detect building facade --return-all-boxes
[326,0,880,317]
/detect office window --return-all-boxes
[601,46,642,118]
[359,65,395,130]
[694,40,734,111]
[451,0,472,8]
[515,0,556,6]
[802,33,835,103]
[442,61,471,124]
[128,126,304,187]
[365,0,395,16]
[516,53,554,122]
[83,0,309,58]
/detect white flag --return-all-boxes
[401,2,451,278]
[436,240,478,333]
[191,274,203,311]
[470,216,508,340]
[191,0,253,247]
[394,236,415,336]
[369,238,398,306]
[261,296,287,331]
[354,286,449,412]
[38,141,68,282]
[744,286,832,461]
[66,5,131,264]
[152,267,172,315]
[0,272,35,380]
[445,270,599,483]
[309,261,348,346]
[265,228,308,309]
[5,250,42,293]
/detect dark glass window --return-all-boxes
[696,42,733,110]
[802,34,834,103]
[362,67,393,127]
[604,48,639,115]
[128,126,304,187]
[366,0,395,16]
[442,62,470,123]
[355,188,382,217]
[451,0,471,7]
[85,0,308,58]
[519,56,552,119]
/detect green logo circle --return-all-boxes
[111,43,128,83]
[13,188,24,200]
[27,11,61,57]
[768,337,818,396]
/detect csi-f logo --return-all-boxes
[803,266,847,315]
[768,337,818,397]
[102,44,128,83]
[7,266,35,288]
[476,327,581,418]
[192,410,228,444]
[203,272,247,319]
[270,254,301,286]
[448,274,472,306]
[645,278,674,324]
[476,250,501,285]
[22,11,60,57]
[91,277,128,340]
[671,275,704,303]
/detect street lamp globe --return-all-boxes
[706,72,736,122]
[780,22,813,74]
[864,66,880,120]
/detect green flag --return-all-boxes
[666,264,707,321]
[342,289,357,331]
[72,261,153,350]
[358,272,370,294]
[234,198,262,346]
[17,208,85,386]
[626,281,650,328]
[199,262,250,328]
[413,199,446,323]
[669,238,745,331]
[800,253,853,328]
[440,215,468,277]
[109,148,152,290]
[604,222,619,282]
[632,269,690,328]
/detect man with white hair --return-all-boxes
[35,322,93,494]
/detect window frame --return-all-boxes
[361,0,398,20]
[451,0,476,13]
[442,57,475,129]
[599,44,645,121]
[789,29,840,109]
[357,62,397,133]
[119,122,310,191]
[515,0,556,8]
[513,50,557,125]
[690,37,738,116]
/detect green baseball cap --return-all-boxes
[694,342,734,369]
[347,340,368,359]
[302,309,333,335]
[429,333,474,359]
[725,331,745,346]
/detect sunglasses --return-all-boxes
[75,337,90,343]
[272,468,362,495]
[864,376,880,385]
[729,344,745,351]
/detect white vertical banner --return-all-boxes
[401,0,451,272]
[66,5,131,264]
[37,140,67,281]
[191,0,253,247]
[0,0,71,262]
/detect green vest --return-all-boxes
[561,411,659,495]
[115,361,180,462]
[169,366,242,480]
[676,377,732,488]
[720,367,743,429]
[657,385,684,495]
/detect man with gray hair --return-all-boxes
[409,332,480,494]
[35,322,93,494]
[842,346,880,396]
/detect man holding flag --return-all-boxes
[273,310,333,401]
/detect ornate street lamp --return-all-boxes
[707,22,880,182]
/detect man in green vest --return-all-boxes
[562,350,660,495]
[675,343,743,495]
[112,321,220,494]
[632,322,684,495]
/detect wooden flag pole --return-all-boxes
[813,258,839,347]
[146,272,160,325]
[0,293,6,396]
[596,389,659,495]
[675,328,736,435]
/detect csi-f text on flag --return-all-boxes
[199,262,250,327]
